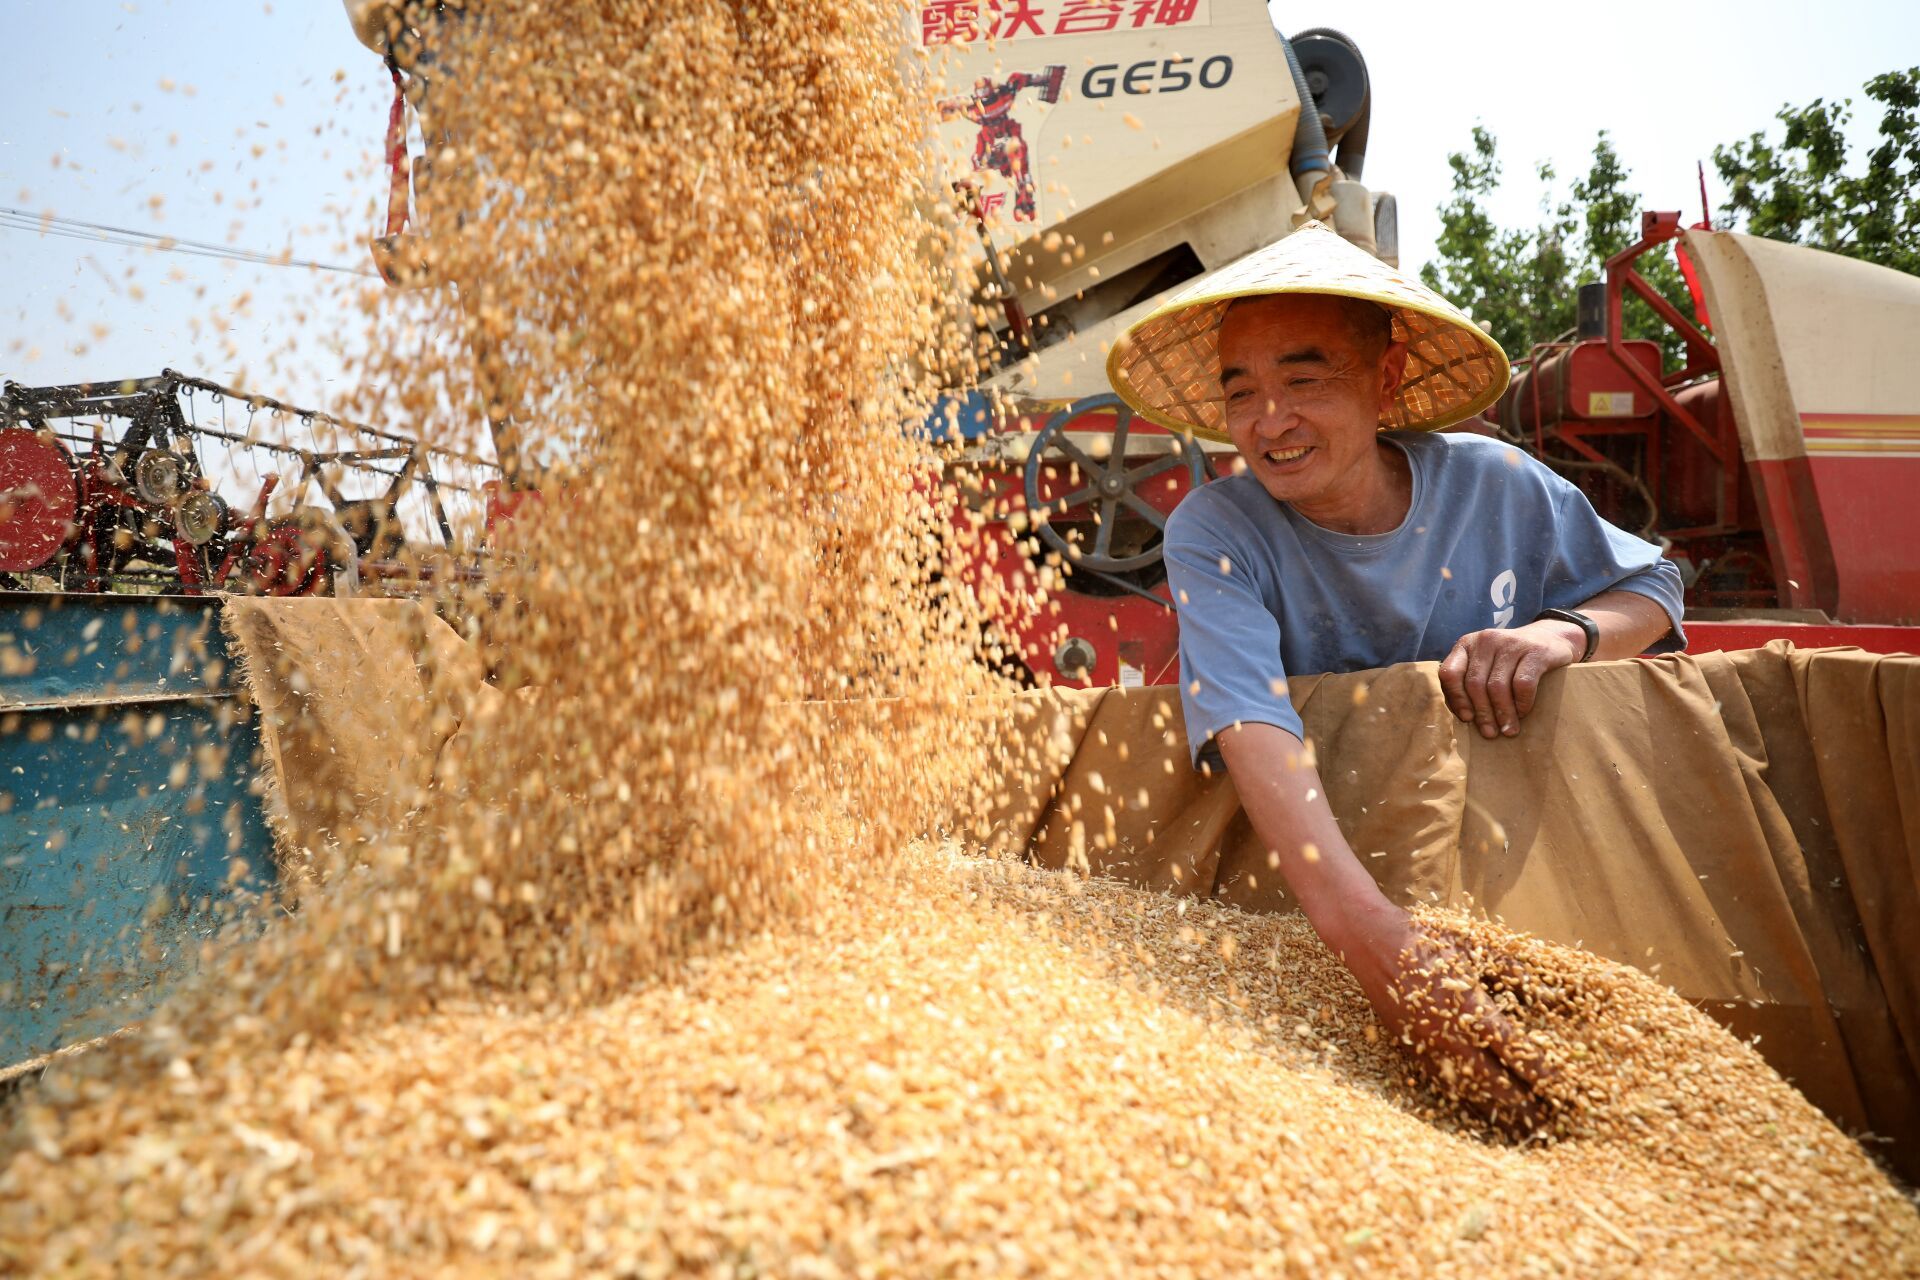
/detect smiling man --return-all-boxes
[1106,222,1685,1123]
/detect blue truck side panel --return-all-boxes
[0,594,277,1063]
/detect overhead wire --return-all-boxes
[0,205,375,277]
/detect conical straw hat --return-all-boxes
[1106,221,1510,443]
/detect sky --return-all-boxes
[2,0,1915,420]
[1,1,387,413]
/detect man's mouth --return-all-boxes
[1262,445,1312,467]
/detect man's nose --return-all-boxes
[1251,394,1298,440]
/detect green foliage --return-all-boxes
[1420,128,1692,365]
[1423,68,1920,368]
[1418,126,1568,361]
[1713,68,1920,277]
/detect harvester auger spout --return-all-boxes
[343,0,531,498]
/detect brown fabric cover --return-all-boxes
[216,602,1920,1176]
[222,597,489,878]
[989,644,1920,1178]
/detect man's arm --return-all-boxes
[1163,502,1550,1129]
[1439,587,1673,739]
[1213,723,1390,944]
[1218,722,1551,1128]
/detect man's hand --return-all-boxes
[1441,591,1676,738]
[1439,619,1583,739]
[1216,724,1555,1133]
[1331,903,1554,1134]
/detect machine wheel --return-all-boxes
[133,448,191,507]
[0,429,80,575]
[1020,393,1205,575]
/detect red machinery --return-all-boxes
[0,372,489,596]
[1488,210,1920,650]
[1491,212,1769,613]
[947,213,1920,688]
[949,394,1216,688]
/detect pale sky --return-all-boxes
[3,0,1915,418]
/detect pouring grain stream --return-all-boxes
[2,2,1917,1274]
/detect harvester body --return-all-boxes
[1685,229,1920,627]
[1488,212,1920,647]
[324,0,1920,685]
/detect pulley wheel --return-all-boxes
[0,428,79,573]
[177,490,229,547]
[135,448,190,507]
[1291,30,1369,138]
[1021,393,1205,575]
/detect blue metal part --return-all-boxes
[0,594,277,1064]
[921,389,996,443]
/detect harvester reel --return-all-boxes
[1021,393,1204,575]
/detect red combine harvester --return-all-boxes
[1483,211,1920,654]
[336,3,1920,680]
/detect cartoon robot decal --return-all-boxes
[938,65,1066,223]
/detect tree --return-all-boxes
[1713,68,1919,277]
[1569,134,1691,365]
[1420,128,1690,365]
[1418,126,1574,361]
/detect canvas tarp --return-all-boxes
[222,597,1920,1176]
[222,596,498,883]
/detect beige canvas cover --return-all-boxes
[223,598,1920,1178]
[223,597,497,882]
[1685,229,1920,463]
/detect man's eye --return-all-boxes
[1289,377,1320,390]
[1226,388,1252,402]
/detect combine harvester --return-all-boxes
[906,9,1920,686]
[5,0,1919,1167]
[0,371,489,597]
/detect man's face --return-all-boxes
[1217,294,1408,506]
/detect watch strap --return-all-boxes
[1536,607,1599,663]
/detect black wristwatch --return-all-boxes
[1536,607,1599,663]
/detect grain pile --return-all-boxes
[7,854,1919,1276]
[4,1,1919,1275]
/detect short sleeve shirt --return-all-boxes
[1162,431,1687,768]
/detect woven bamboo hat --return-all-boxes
[1106,221,1510,443]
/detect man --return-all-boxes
[1106,223,1685,1124]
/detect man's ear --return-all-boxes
[1378,340,1410,413]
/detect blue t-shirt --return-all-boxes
[1163,431,1687,768]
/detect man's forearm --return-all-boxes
[1213,722,1549,1125]
[1214,721,1396,950]
[1538,588,1673,662]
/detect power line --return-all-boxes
[0,205,376,277]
